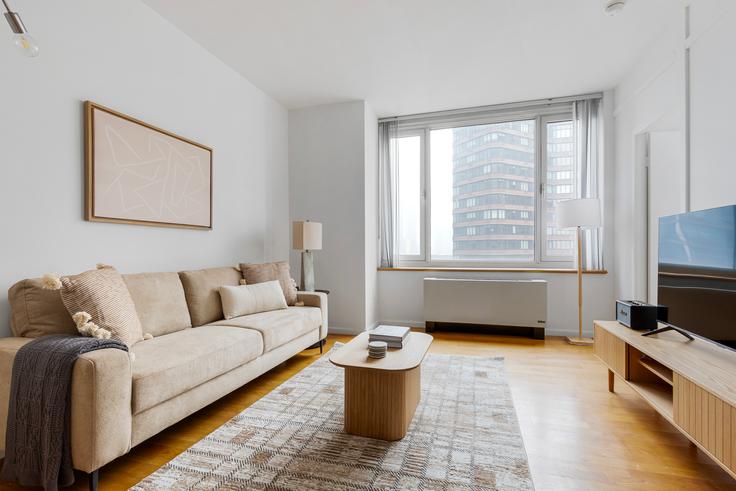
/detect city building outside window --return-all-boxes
[395,108,578,266]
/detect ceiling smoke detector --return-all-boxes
[605,0,626,16]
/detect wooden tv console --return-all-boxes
[594,320,736,480]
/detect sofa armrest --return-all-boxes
[297,292,328,339]
[0,337,132,472]
[0,337,34,459]
[71,347,132,472]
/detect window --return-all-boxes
[542,120,577,260]
[393,110,578,266]
[397,135,422,258]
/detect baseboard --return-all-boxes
[376,321,587,338]
[544,328,593,338]
[330,321,585,337]
[327,325,364,335]
[329,321,427,336]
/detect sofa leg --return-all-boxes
[89,470,99,491]
[320,339,324,354]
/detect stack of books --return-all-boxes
[369,325,410,349]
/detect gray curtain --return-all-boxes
[573,99,603,270]
[378,120,399,268]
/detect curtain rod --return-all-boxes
[377,92,603,123]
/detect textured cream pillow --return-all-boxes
[219,281,288,319]
[59,265,144,347]
[239,261,298,305]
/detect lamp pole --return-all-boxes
[568,226,593,345]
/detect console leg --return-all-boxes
[89,470,99,491]
[425,321,435,333]
[608,369,615,392]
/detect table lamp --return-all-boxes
[556,198,601,346]
[292,220,322,291]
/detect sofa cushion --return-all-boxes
[8,278,77,338]
[124,272,192,337]
[178,267,242,326]
[130,325,263,414]
[208,306,321,352]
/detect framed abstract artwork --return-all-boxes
[84,101,213,230]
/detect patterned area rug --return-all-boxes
[132,345,534,490]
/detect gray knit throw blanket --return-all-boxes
[1,335,128,491]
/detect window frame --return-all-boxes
[540,114,577,263]
[395,109,576,268]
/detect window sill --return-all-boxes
[378,267,608,274]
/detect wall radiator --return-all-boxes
[423,278,547,339]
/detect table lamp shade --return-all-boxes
[556,198,601,229]
[292,221,322,250]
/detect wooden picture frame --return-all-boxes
[84,101,213,230]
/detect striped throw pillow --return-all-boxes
[60,266,144,347]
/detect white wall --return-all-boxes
[288,101,370,333]
[689,1,736,210]
[0,0,289,337]
[613,0,736,300]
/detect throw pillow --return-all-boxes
[57,265,145,347]
[239,261,298,305]
[219,281,288,319]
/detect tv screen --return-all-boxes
[658,205,736,349]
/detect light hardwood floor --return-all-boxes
[2,333,735,490]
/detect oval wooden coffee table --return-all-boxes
[330,331,433,441]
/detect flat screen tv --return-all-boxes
[658,205,736,349]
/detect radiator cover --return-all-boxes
[423,278,547,329]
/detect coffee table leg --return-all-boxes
[344,366,421,441]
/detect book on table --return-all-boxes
[369,325,410,348]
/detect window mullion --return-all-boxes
[423,128,430,262]
[535,116,543,265]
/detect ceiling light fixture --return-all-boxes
[604,0,626,16]
[2,0,39,57]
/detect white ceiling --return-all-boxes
[143,0,680,117]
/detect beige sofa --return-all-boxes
[0,266,327,477]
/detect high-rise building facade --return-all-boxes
[451,120,575,261]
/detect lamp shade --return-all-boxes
[556,198,601,229]
[292,221,322,250]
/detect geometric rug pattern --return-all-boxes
[132,345,534,490]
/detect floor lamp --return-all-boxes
[556,198,601,346]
